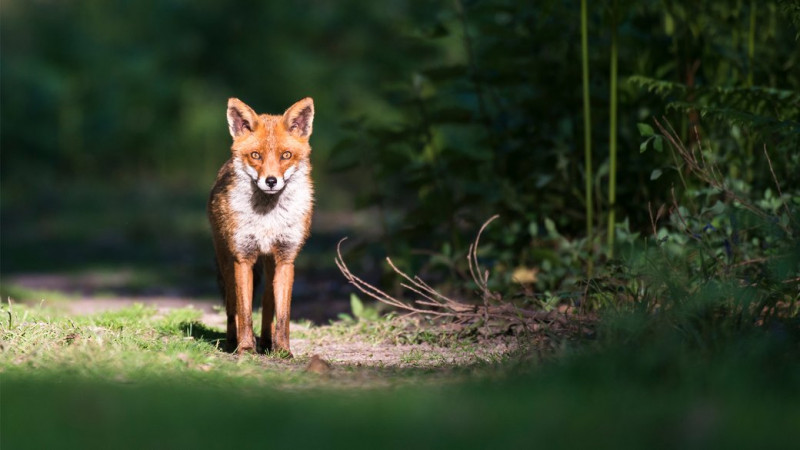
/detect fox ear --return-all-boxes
[283,97,314,138]
[227,98,259,138]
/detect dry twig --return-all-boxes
[335,216,567,333]
[763,144,794,226]
[654,117,768,220]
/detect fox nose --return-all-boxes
[265,176,278,188]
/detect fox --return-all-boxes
[208,97,314,356]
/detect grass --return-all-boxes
[0,282,80,305]
[5,370,797,450]
[2,303,314,387]
[2,300,799,449]
[0,301,515,387]
[8,305,191,373]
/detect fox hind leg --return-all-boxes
[215,254,239,352]
[259,256,276,353]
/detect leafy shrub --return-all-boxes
[333,0,800,307]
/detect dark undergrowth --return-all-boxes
[2,323,798,450]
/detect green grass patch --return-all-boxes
[1,303,301,386]
[0,281,80,306]
[2,302,799,449]
[4,370,798,450]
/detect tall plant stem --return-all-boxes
[581,0,594,276]
[747,0,756,88]
[745,0,756,183]
[606,0,619,259]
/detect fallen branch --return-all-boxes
[335,216,568,333]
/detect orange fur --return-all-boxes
[208,97,315,356]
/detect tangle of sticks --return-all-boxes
[335,215,566,330]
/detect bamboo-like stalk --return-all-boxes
[606,0,619,259]
[745,0,756,183]
[581,0,594,276]
[747,0,756,87]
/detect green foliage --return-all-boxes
[778,0,800,39]
[629,76,800,154]
[585,122,799,348]
[4,1,798,299]
[637,123,664,154]
[333,0,799,306]
[639,202,797,323]
[0,0,428,190]
[337,293,380,323]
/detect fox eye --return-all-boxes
[281,151,292,160]
[250,152,261,160]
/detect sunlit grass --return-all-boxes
[1,303,299,386]
[2,307,798,450]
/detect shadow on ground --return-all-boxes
[1,182,378,324]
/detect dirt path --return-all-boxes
[6,271,350,324]
[66,296,227,328]
[6,273,522,369]
[65,297,520,368]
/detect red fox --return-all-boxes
[208,97,314,356]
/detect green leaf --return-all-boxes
[528,222,539,237]
[640,137,653,153]
[701,200,725,216]
[637,123,655,137]
[780,213,790,228]
[337,313,354,323]
[544,218,558,236]
[650,169,663,180]
[664,12,675,36]
[350,294,364,319]
[363,307,379,321]
[653,136,664,152]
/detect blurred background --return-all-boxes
[2,0,798,320]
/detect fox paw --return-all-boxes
[236,339,257,354]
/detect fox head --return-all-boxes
[226,97,314,194]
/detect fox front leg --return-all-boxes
[233,260,256,353]
[271,260,295,358]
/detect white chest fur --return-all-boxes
[227,161,312,257]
